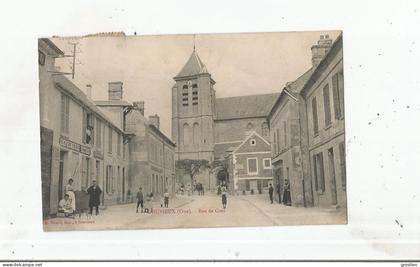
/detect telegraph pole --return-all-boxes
[69,42,78,79]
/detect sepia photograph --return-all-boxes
[38,31,346,231]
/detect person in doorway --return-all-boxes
[282,179,292,206]
[58,194,74,217]
[65,178,76,212]
[221,182,228,210]
[136,187,144,213]
[87,180,102,215]
[164,189,169,208]
[268,183,274,204]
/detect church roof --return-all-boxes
[215,93,280,120]
[175,50,209,78]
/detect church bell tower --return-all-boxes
[171,49,216,162]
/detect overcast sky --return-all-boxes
[51,31,340,137]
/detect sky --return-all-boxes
[51,31,340,137]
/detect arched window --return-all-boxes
[182,123,190,145]
[182,85,189,107]
[193,122,199,145]
[247,122,254,130]
[261,122,269,136]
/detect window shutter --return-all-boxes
[82,110,87,142]
[312,97,319,134]
[332,73,341,119]
[323,84,331,126]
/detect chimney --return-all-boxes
[86,84,92,100]
[149,114,160,130]
[108,81,123,100]
[133,101,145,115]
[311,34,333,67]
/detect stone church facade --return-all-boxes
[171,49,278,190]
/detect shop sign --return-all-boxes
[59,136,91,156]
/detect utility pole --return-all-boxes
[69,42,78,79]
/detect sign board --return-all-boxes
[59,136,91,156]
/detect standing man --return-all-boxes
[164,189,169,208]
[87,180,102,216]
[136,187,144,213]
[268,183,274,204]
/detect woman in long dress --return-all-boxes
[65,178,76,212]
[221,183,228,209]
[282,179,291,206]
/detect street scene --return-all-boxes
[39,31,347,231]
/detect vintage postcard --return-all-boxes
[39,31,346,231]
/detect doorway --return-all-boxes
[328,148,338,206]
[58,151,66,201]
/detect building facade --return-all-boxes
[229,132,273,193]
[39,39,129,216]
[300,34,346,209]
[268,69,313,207]
[126,103,176,199]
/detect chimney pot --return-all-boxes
[86,84,92,100]
[148,114,160,130]
[108,81,123,101]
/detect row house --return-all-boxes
[126,102,176,199]
[300,34,346,209]
[268,33,346,210]
[39,39,128,217]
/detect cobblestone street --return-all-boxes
[44,194,346,231]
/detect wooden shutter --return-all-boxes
[323,84,331,126]
[332,73,341,119]
[312,97,319,135]
[82,109,87,142]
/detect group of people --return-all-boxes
[268,179,292,206]
[58,179,102,217]
[135,187,170,213]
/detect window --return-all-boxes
[247,122,254,130]
[276,128,280,153]
[60,93,70,134]
[263,158,272,169]
[96,119,102,148]
[311,97,319,135]
[193,123,199,145]
[182,85,189,106]
[250,139,256,146]
[106,165,113,194]
[339,142,346,190]
[283,121,287,148]
[247,158,258,174]
[182,123,190,146]
[192,84,198,89]
[263,180,269,188]
[82,111,94,144]
[313,152,325,192]
[117,134,121,156]
[323,84,332,127]
[108,127,113,153]
[38,50,46,65]
[332,72,344,119]
[273,131,277,155]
